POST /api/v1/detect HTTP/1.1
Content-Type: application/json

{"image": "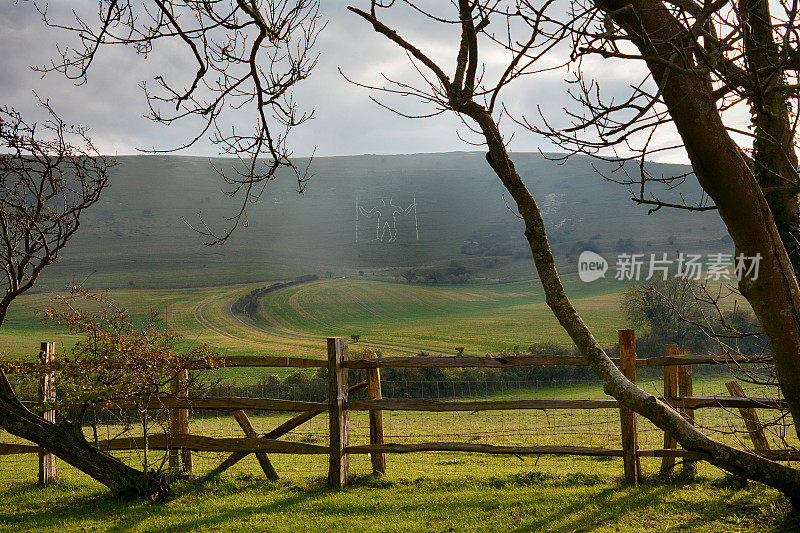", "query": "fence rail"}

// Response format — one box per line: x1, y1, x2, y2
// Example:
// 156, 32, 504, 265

343, 353, 771, 369
0, 334, 792, 489
345, 397, 788, 412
